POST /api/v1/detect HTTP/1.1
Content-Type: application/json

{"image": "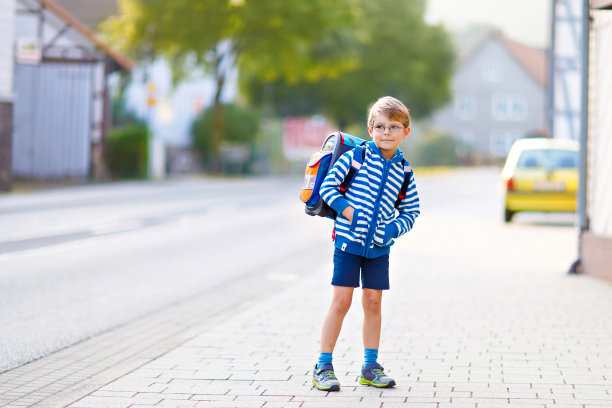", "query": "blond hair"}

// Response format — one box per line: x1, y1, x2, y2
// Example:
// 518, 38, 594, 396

367, 96, 411, 129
